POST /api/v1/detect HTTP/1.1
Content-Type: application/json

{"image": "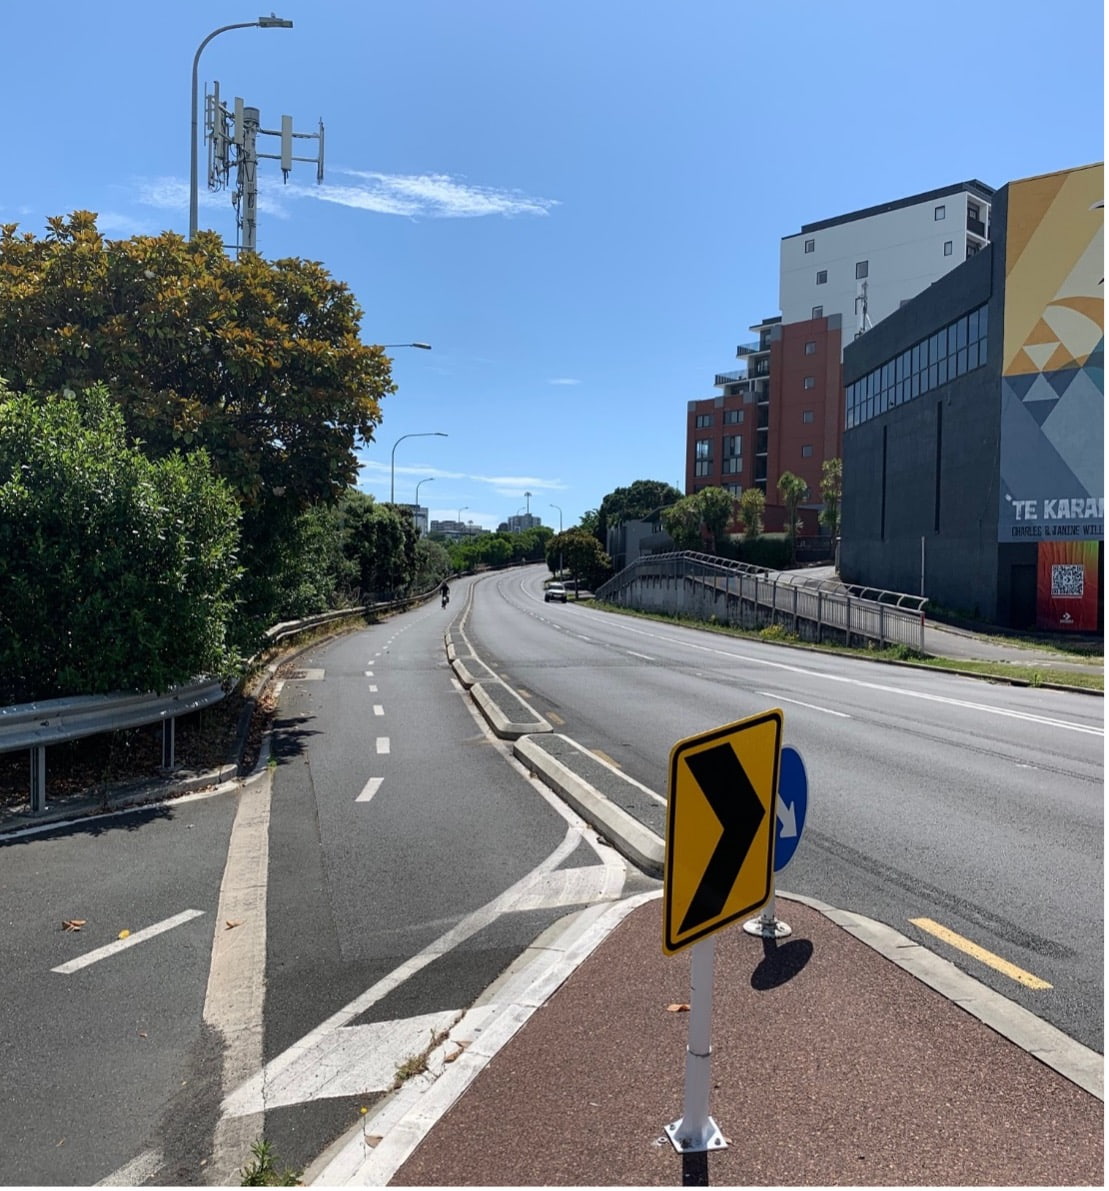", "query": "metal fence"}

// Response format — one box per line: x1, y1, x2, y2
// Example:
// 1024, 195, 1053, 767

595, 552, 926, 653
0, 586, 445, 815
